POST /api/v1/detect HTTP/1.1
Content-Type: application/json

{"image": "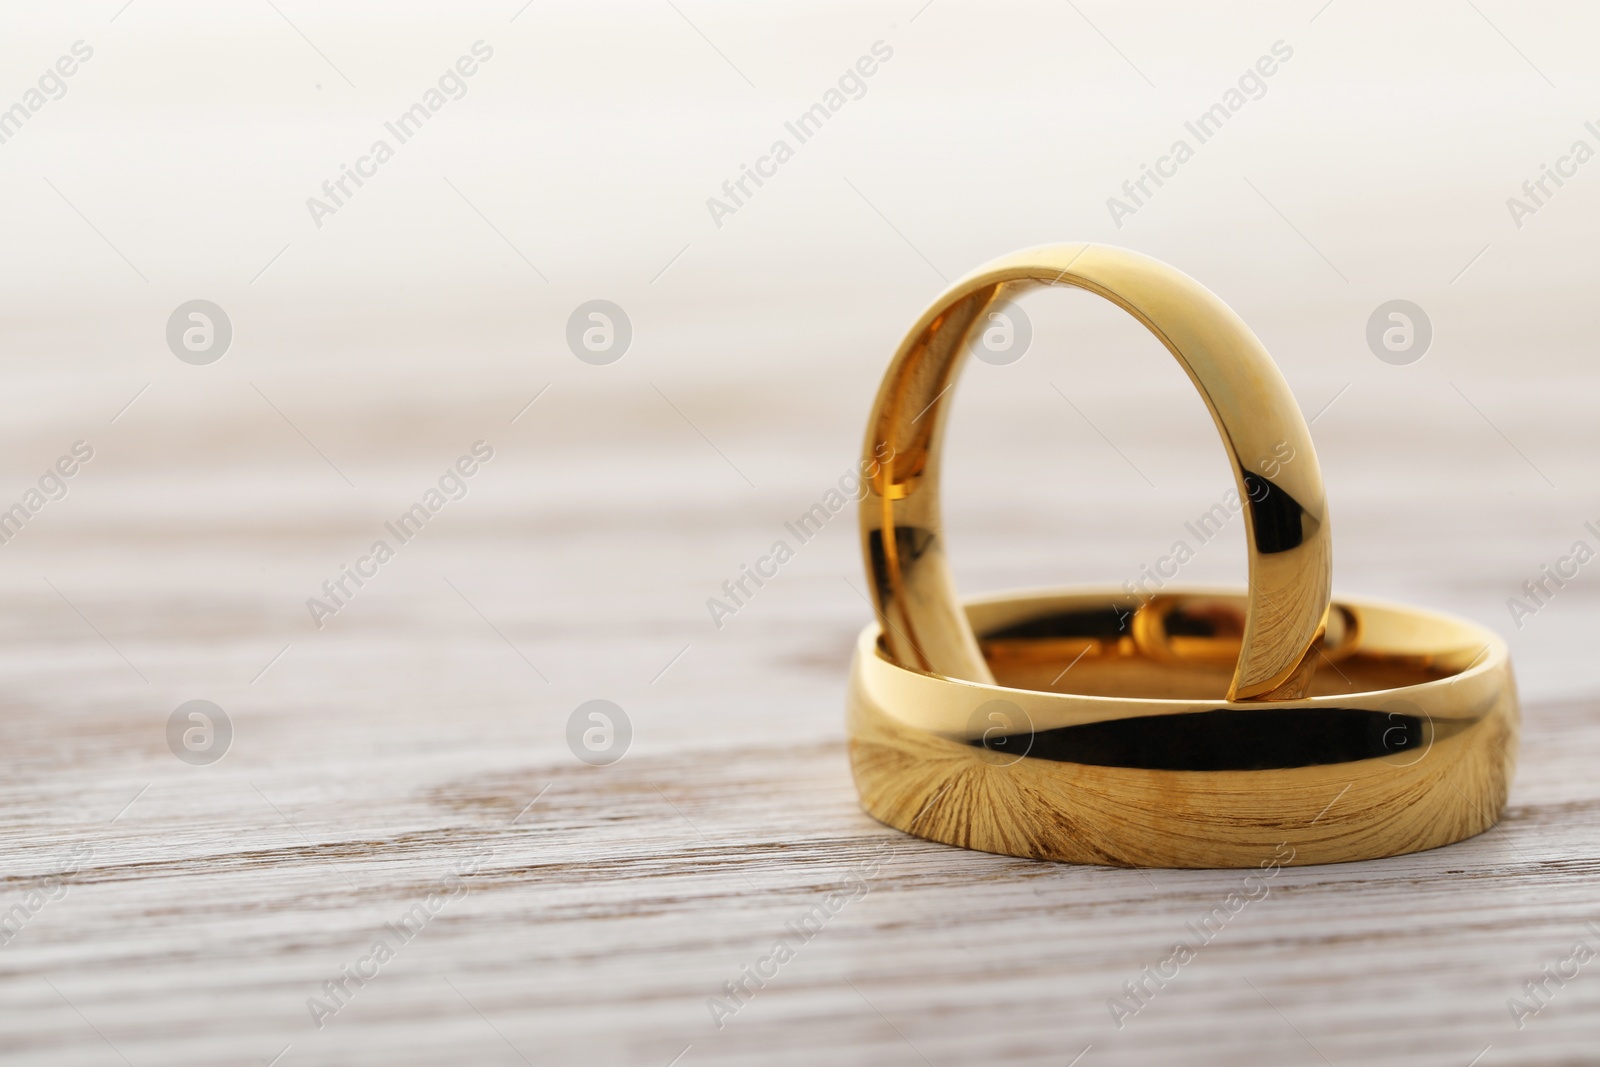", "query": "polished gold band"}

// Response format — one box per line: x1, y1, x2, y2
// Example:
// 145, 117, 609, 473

847, 587, 1517, 868
860, 243, 1331, 702
848, 244, 1519, 867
